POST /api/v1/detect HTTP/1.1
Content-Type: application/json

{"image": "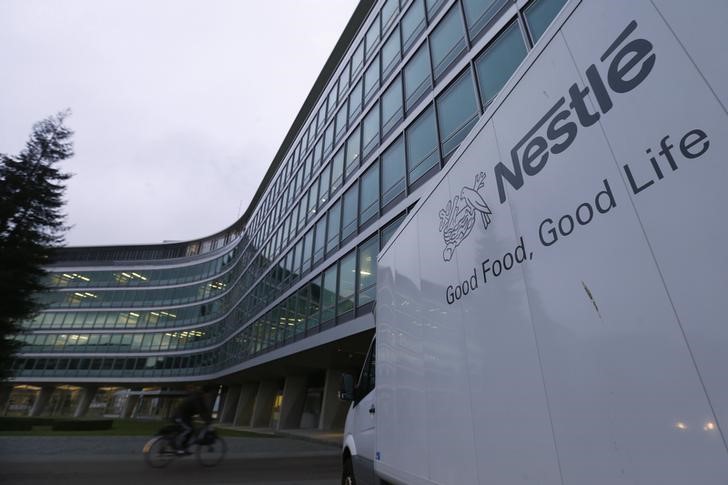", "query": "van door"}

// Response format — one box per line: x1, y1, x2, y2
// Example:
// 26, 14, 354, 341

352, 338, 376, 485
